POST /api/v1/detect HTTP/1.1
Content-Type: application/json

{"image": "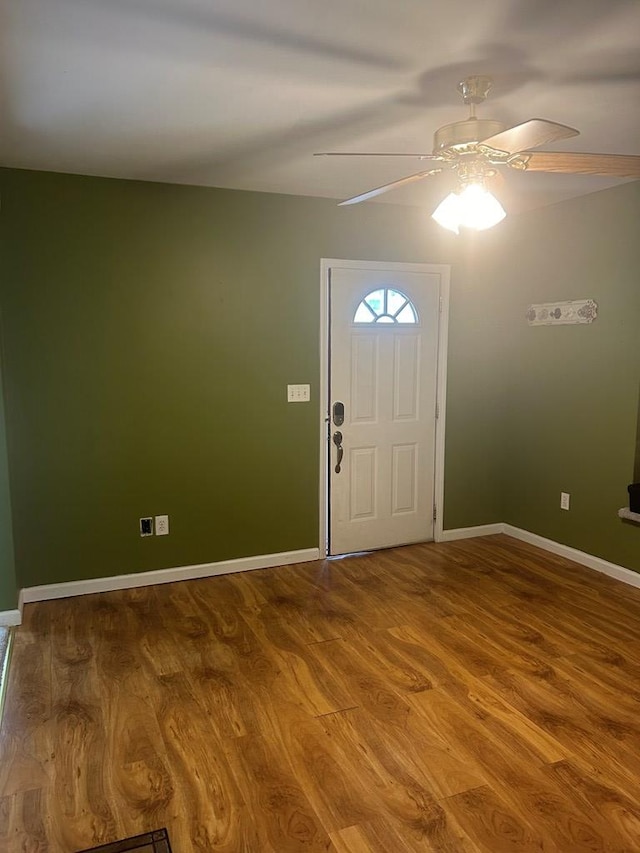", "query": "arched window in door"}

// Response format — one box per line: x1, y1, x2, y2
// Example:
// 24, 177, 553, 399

353, 288, 418, 324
